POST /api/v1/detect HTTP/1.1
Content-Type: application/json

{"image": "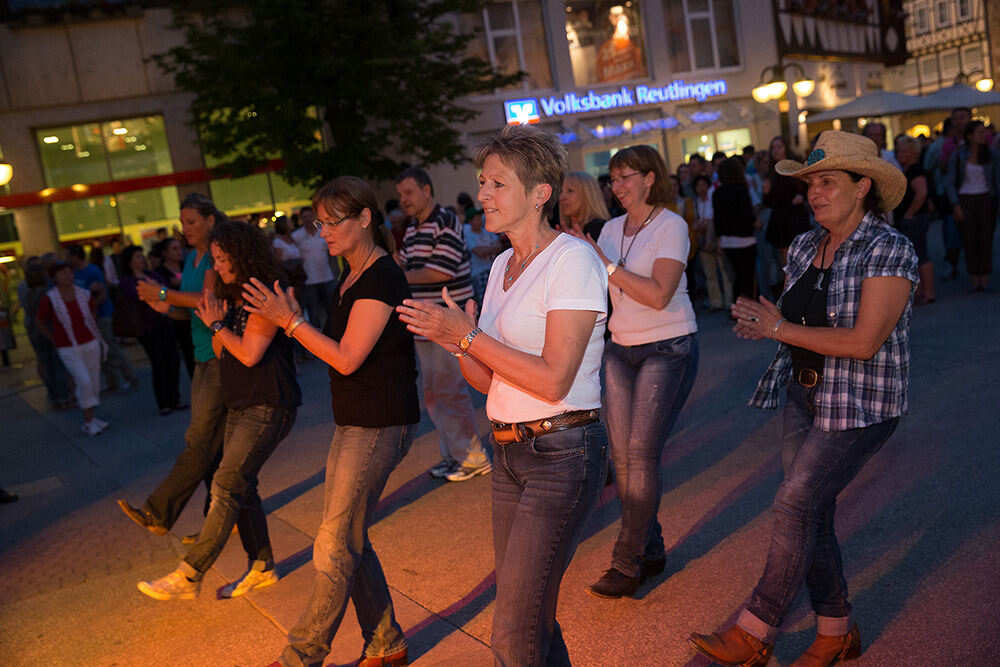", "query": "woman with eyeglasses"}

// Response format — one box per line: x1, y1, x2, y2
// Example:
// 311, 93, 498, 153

570, 145, 699, 599
244, 177, 418, 667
